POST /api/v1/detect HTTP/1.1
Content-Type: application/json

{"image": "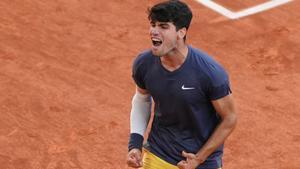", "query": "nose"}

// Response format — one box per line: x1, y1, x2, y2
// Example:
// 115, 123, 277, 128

149, 26, 159, 36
